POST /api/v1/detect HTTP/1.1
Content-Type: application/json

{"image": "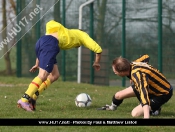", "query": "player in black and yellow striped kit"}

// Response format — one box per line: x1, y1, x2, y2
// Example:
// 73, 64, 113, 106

99, 55, 173, 119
